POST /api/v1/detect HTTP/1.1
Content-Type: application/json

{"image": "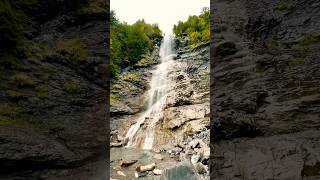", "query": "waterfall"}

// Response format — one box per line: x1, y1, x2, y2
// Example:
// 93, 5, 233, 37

125, 35, 175, 150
